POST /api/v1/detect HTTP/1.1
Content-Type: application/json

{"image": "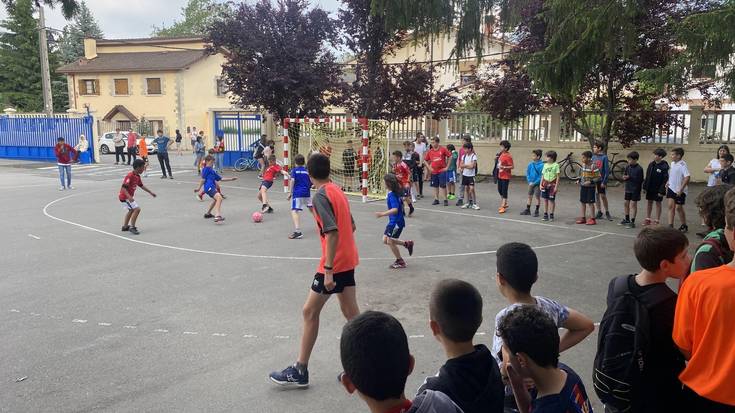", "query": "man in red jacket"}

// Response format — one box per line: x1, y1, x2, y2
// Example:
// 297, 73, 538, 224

54, 137, 77, 190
